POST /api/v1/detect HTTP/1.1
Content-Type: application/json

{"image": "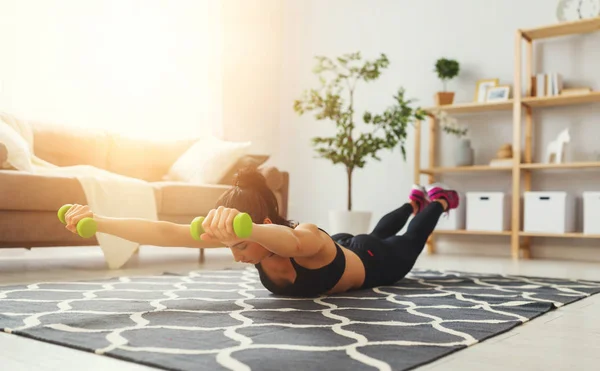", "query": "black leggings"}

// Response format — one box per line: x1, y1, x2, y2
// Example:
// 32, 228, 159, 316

331, 201, 444, 289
